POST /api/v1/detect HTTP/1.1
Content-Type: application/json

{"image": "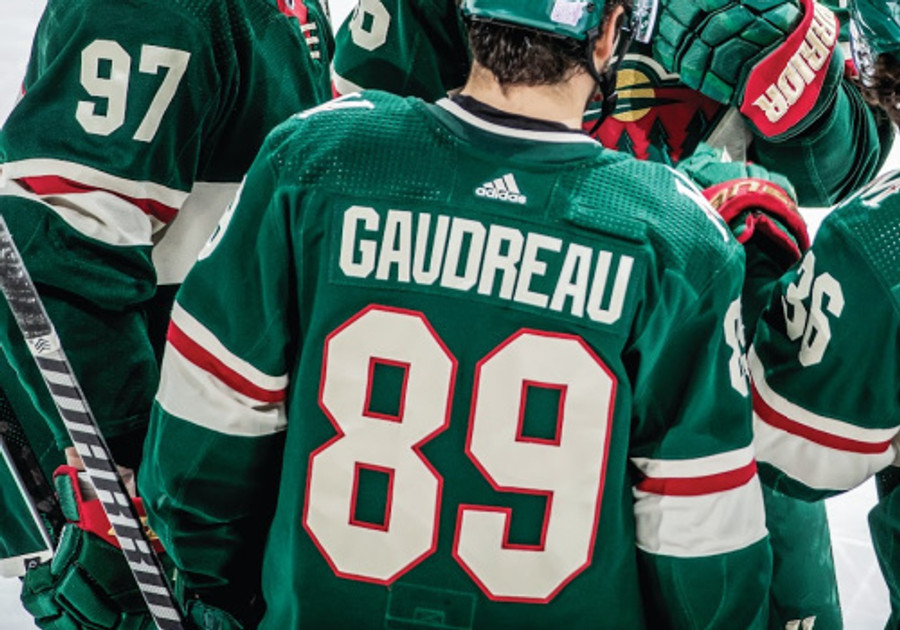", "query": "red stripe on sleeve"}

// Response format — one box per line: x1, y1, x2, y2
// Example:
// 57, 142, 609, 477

753, 385, 892, 455
20, 175, 178, 223
635, 460, 758, 497
167, 320, 286, 404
